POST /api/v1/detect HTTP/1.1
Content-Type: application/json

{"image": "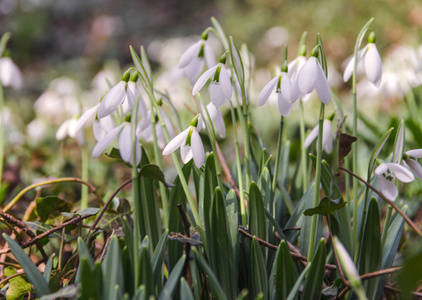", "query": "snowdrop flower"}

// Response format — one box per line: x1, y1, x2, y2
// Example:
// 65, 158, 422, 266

179, 32, 216, 84
304, 118, 333, 154
137, 105, 175, 149
162, 115, 205, 168
290, 48, 330, 104
287, 46, 306, 81
122, 73, 147, 117
74, 103, 115, 141
375, 162, 414, 201
0, 57, 22, 90
402, 149, 422, 180
56, 116, 84, 145
92, 118, 142, 166
97, 70, 130, 119
343, 32, 382, 87
258, 64, 292, 117
192, 55, 232, 107
200, 102, 226, 138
